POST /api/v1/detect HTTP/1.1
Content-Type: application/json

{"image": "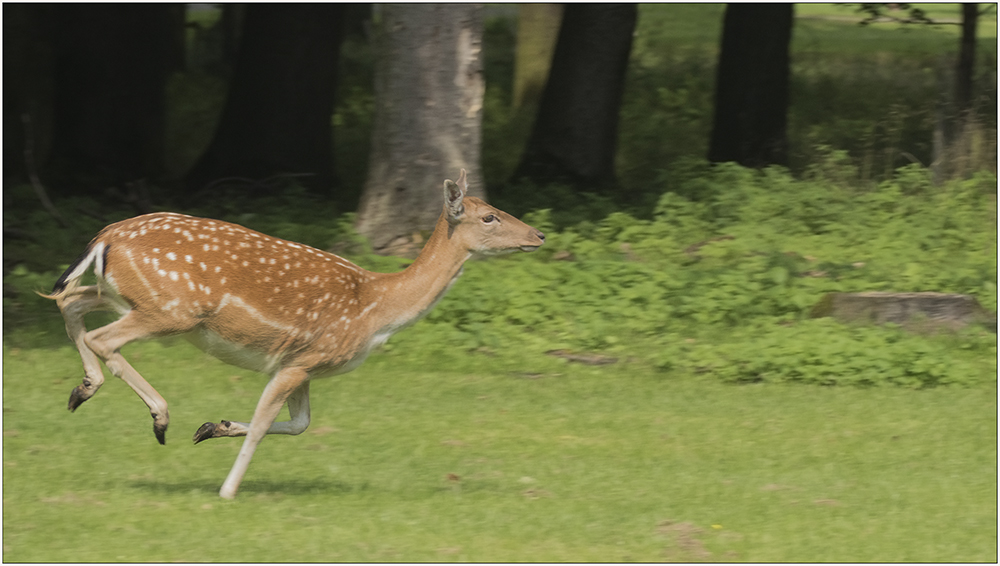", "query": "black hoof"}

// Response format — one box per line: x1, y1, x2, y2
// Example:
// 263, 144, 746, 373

154, 422, 167, 445
192, 422, 216, 444
67, 386, 89, 412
